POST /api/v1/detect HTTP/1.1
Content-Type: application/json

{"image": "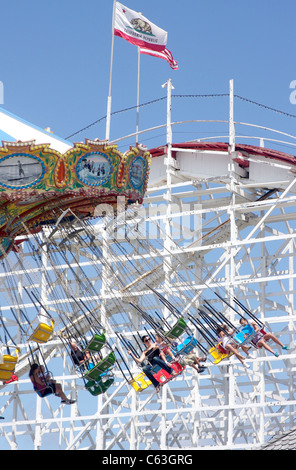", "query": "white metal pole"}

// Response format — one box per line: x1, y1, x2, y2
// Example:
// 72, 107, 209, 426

136, 47, 141, 145
228, 79, 237, 318
229, 79, 235, 154
164, 78, 173, 148
105, 0, 116, 141
162, 78, 174, 321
